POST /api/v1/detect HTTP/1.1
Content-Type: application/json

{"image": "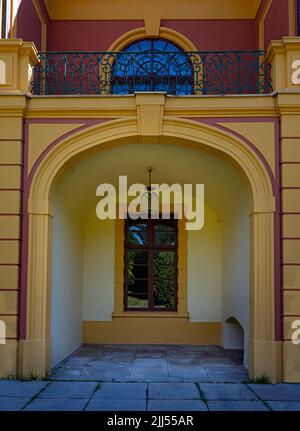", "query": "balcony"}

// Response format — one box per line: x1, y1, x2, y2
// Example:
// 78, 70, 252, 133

31, 50, 272, 96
